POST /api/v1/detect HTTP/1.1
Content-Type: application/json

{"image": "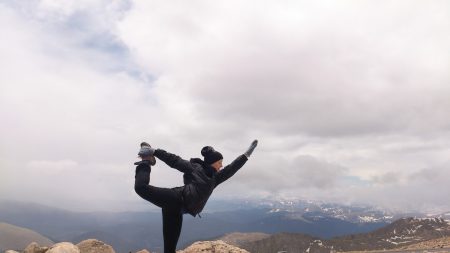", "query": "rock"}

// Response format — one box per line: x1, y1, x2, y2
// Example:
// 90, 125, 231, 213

46, 242, 80, 253
135, 250, 151, 253
177, 240, 250, 253
24, 242, 40, 253
76, 239, 115, 253
5, 250, 20, 253
23, 242, 48, 253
